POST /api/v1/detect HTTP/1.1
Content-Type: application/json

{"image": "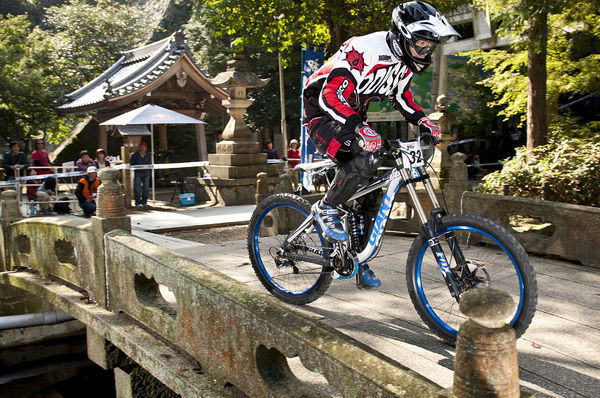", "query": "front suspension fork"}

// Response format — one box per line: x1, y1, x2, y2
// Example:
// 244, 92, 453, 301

400, 167, 463, 299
